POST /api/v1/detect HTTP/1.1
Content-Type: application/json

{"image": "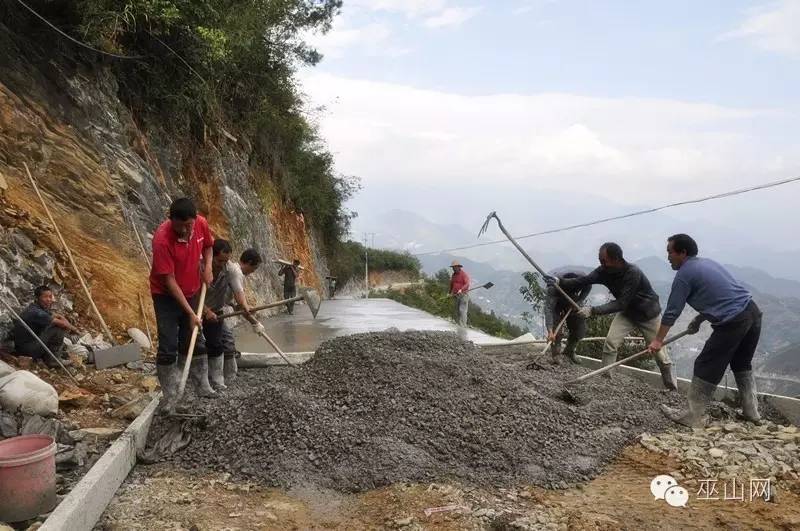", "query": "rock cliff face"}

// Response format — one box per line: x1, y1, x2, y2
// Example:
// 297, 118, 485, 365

0, 24, 328, 342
